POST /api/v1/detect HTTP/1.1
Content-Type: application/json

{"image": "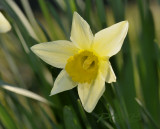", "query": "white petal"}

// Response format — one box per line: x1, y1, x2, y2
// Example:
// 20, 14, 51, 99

93, 21, 129, 57
99, 60, 116, 83
50, 70, 77, 95
0, 12, 11, 33
78, 73, 105, 113
31, 40, 79, 68
70, 12, 93, 49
